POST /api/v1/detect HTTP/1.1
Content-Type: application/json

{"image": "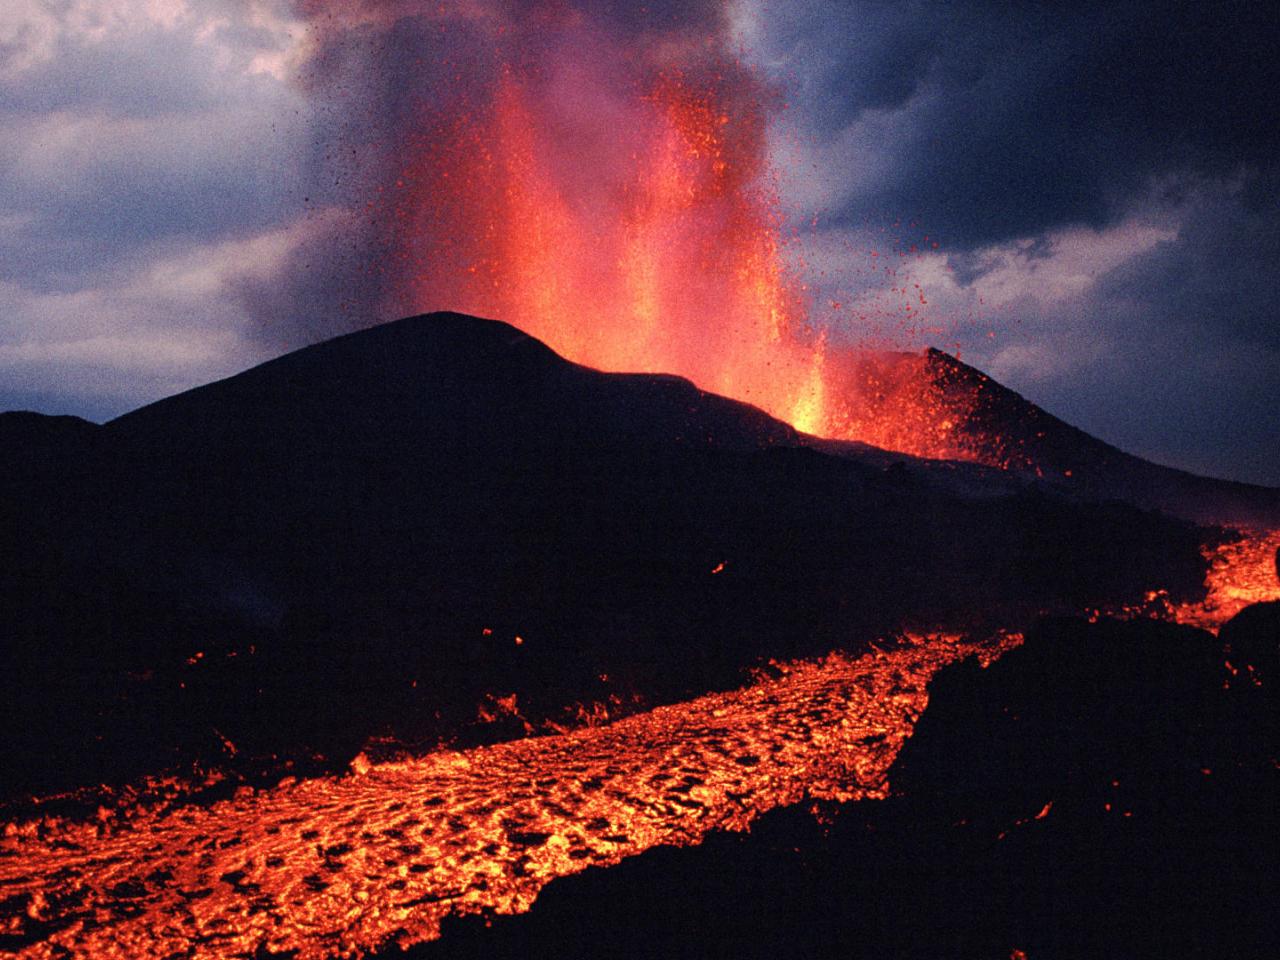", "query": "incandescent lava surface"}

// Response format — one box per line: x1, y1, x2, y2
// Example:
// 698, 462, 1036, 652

0, 633, 1015, 959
